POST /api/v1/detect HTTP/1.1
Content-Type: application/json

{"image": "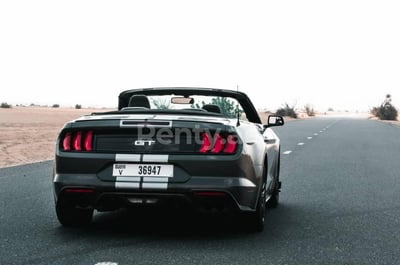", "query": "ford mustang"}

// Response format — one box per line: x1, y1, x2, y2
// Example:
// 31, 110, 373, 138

52, 87, 284, 231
